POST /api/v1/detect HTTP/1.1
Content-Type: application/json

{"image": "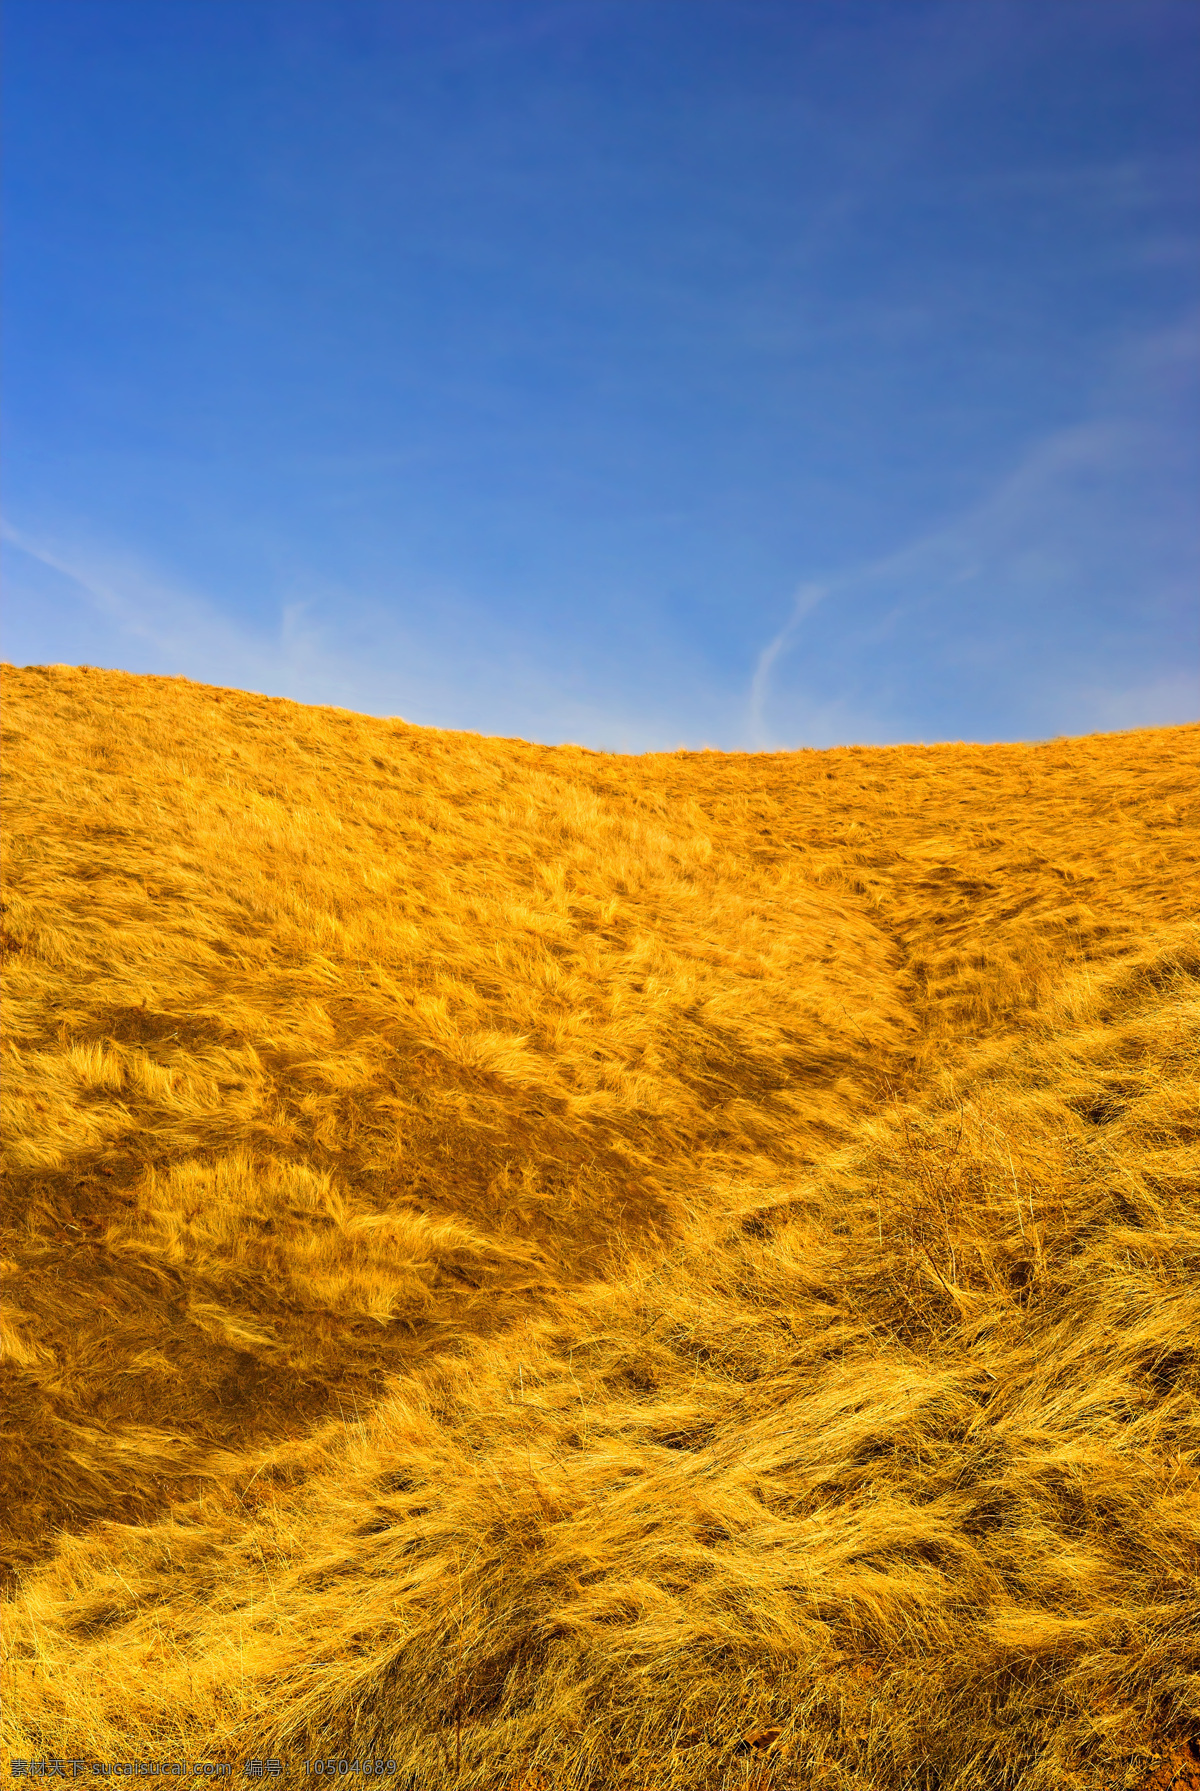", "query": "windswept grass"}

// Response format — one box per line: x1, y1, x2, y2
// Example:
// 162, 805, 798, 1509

2, 661, 1197, 1790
